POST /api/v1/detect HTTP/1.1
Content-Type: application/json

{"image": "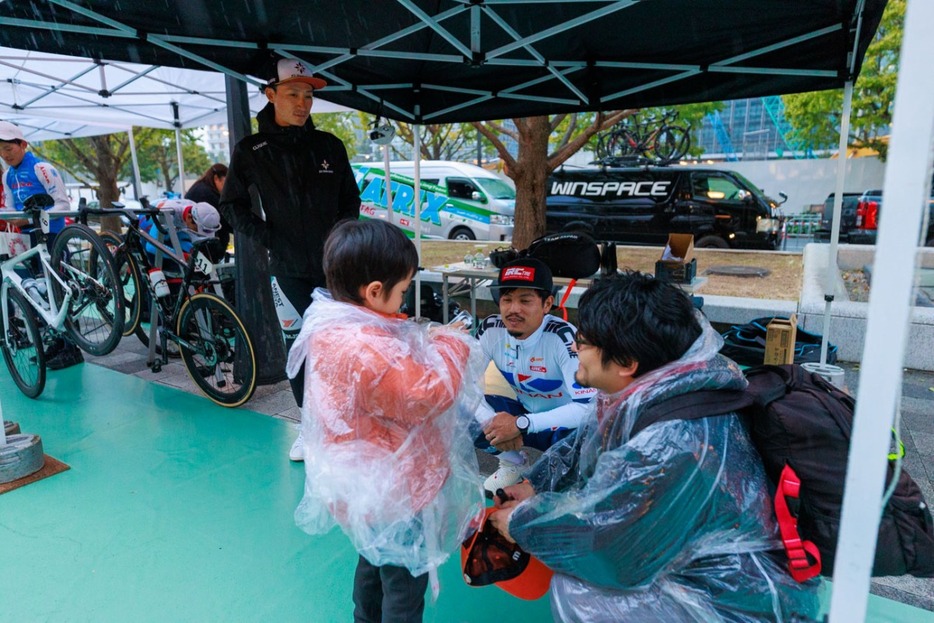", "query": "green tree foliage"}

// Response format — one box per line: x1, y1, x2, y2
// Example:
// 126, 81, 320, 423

126, 128, 211, 192
312, 112, 360, 159
783, 0, 903, 160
